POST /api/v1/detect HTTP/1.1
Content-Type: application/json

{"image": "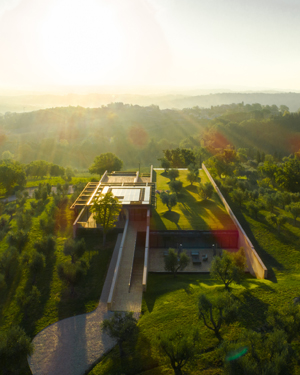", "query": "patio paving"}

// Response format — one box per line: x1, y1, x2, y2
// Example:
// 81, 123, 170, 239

148, 248, 224, 273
